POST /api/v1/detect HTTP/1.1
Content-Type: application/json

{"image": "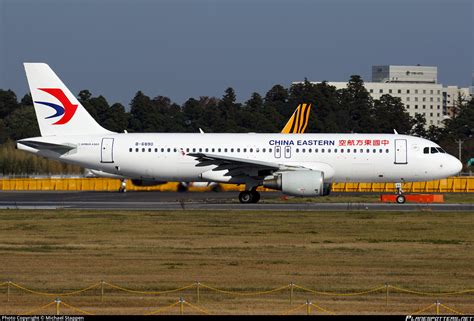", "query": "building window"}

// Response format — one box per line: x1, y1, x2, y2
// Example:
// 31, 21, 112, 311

407, 89, 410, 94
397, 89, 401, 94
369, 89, 373, 93
415, 89, 418, 94
406, 97, 410, 101
389, 89, 393, 94
379, 89, 383, 93
423, 105, 426, 109
414, 105, 418, 109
